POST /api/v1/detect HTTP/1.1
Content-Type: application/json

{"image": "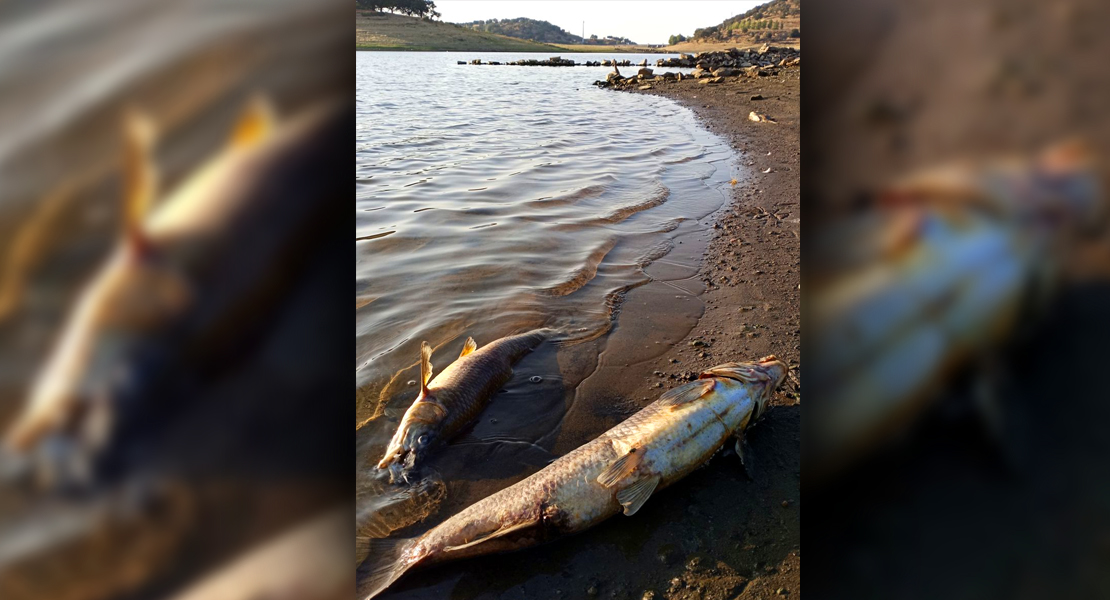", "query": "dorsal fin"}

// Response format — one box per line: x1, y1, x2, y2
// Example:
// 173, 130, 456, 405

419, 341, 433, 395
658, 379, 715, 409
459, 337, 477, 358
229, 95, 276, 148
122, 109, 158, 254
616, 475, 659, 516
597, 447, 643, 488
